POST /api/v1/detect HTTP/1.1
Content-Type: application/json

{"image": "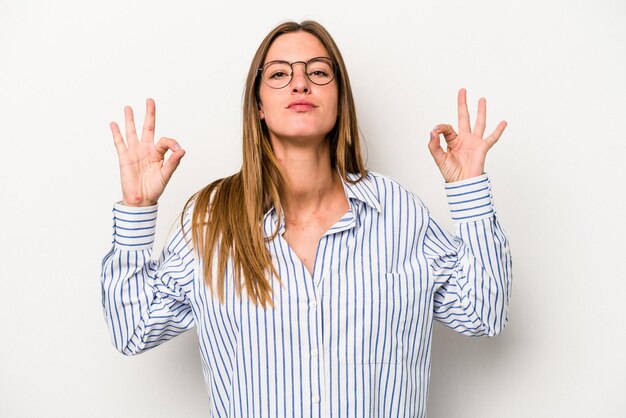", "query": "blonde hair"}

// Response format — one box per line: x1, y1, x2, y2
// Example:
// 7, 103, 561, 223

183, 20, 366, 308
